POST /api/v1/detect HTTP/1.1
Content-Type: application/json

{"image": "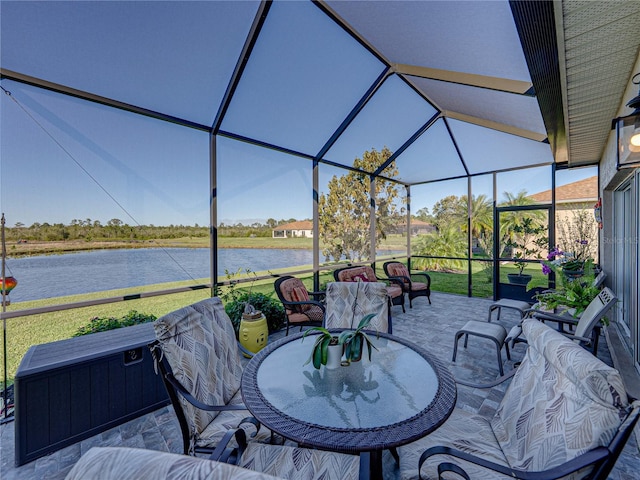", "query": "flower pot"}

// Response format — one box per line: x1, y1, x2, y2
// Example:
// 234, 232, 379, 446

507, 273, 532, 286
325, 342, 343, 369
562, 266, 584, 279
